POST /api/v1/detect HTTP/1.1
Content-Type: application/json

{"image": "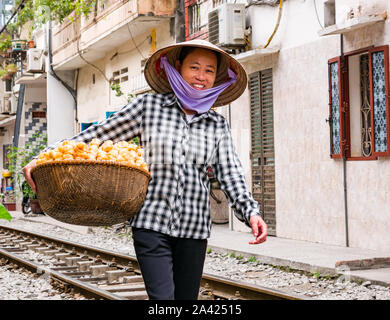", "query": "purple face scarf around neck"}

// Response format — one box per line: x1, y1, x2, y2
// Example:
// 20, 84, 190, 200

160, 55, 237, 114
